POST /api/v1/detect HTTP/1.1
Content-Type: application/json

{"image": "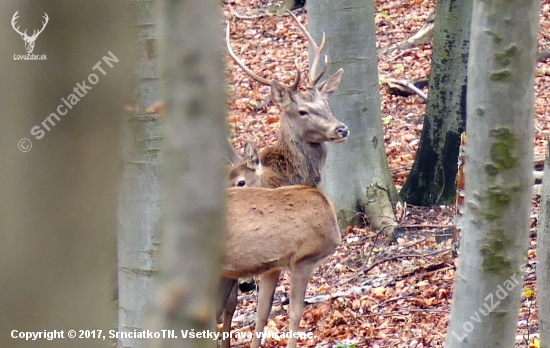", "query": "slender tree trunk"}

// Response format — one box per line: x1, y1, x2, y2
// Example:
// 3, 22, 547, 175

538, 135, 550, 348
143, 1, 227, 348
307, 0, 400, 238
117, 1, 162, 347
0, 2, 128, 348
445, 0, 539, 346
400, 0, 472, 206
